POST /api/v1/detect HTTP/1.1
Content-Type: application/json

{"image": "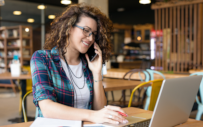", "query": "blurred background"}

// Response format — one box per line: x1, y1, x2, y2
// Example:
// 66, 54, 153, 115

1, 0, 203, 126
